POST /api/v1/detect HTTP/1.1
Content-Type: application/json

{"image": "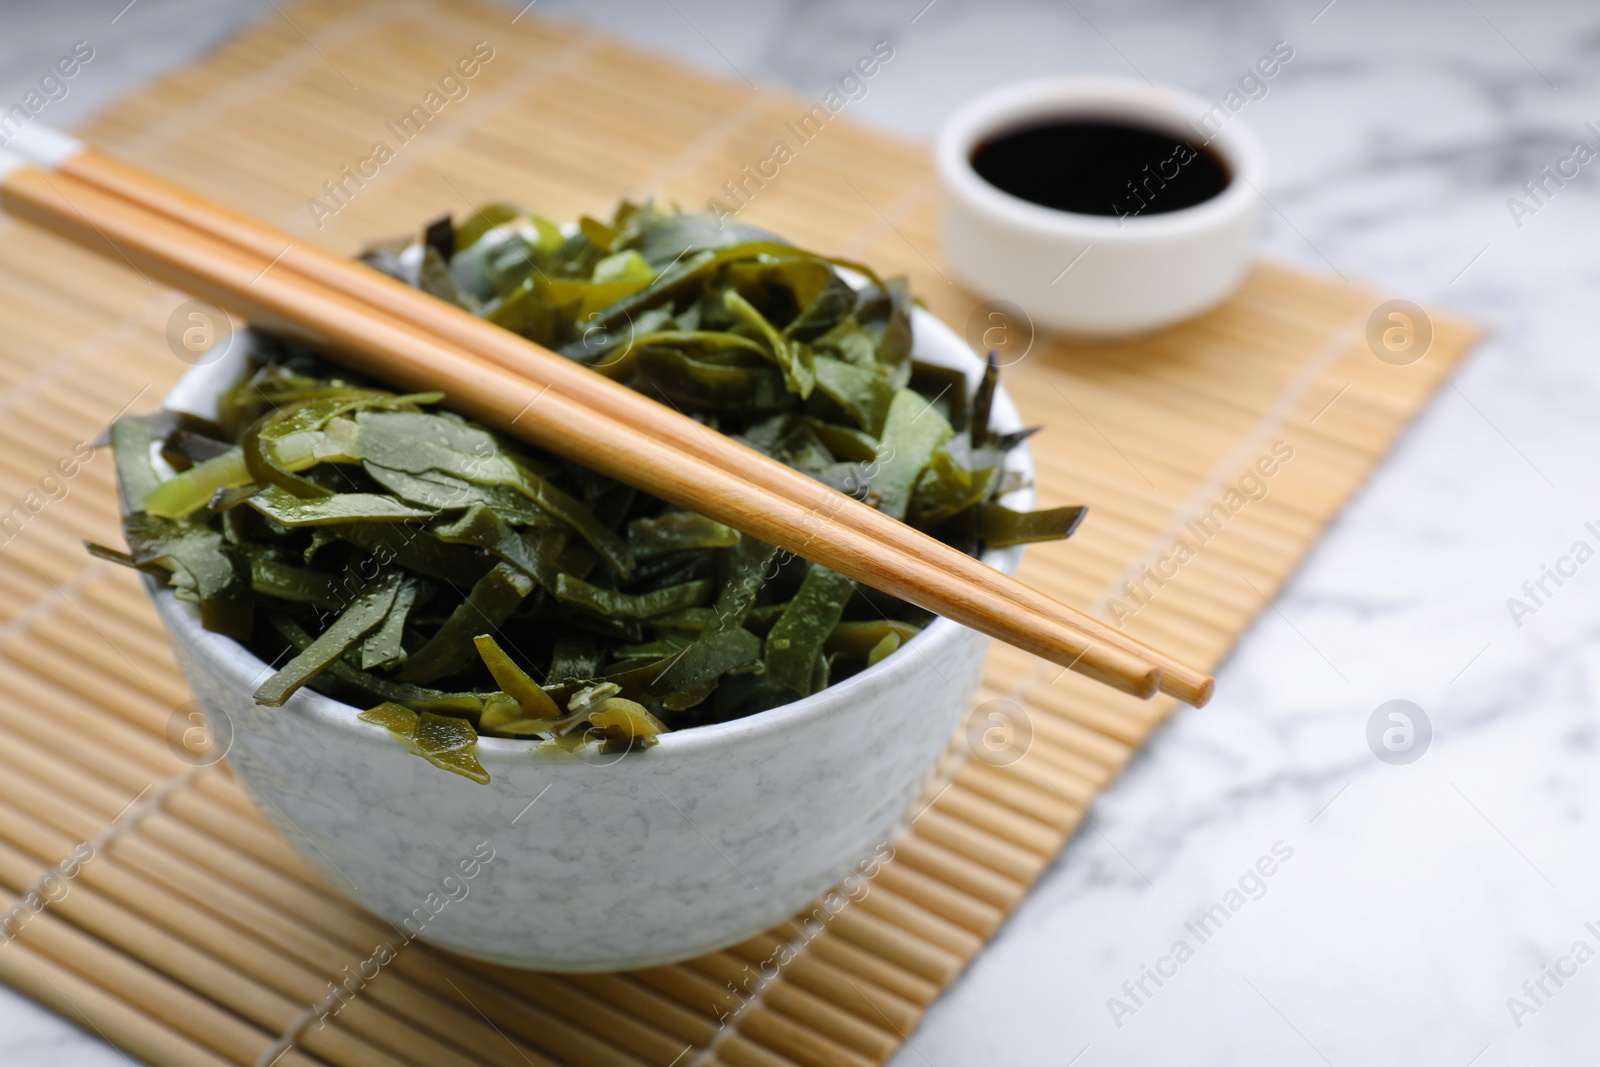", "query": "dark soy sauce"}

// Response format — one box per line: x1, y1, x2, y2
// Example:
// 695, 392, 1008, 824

970, 119, 1230, 218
